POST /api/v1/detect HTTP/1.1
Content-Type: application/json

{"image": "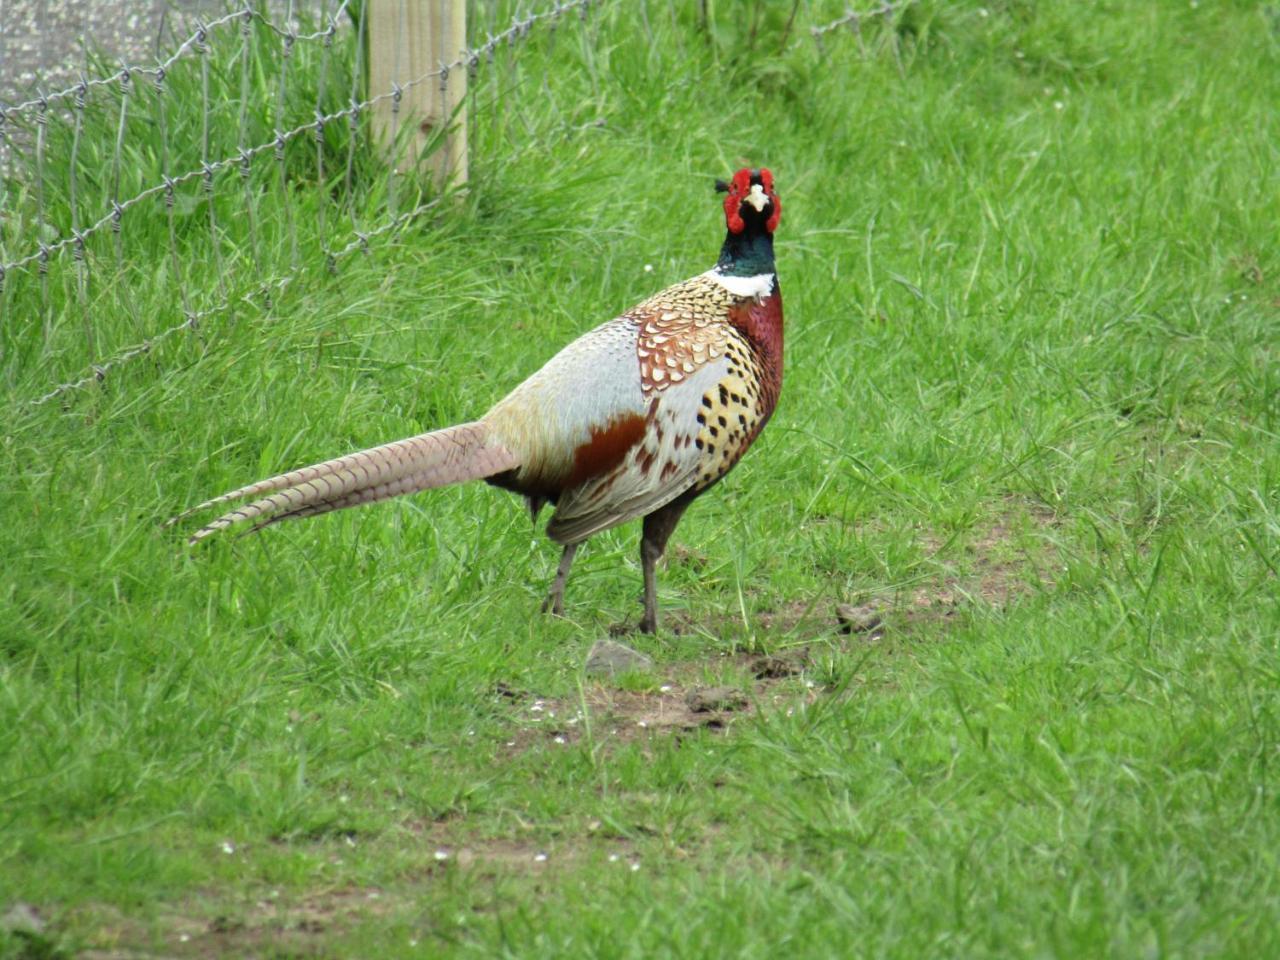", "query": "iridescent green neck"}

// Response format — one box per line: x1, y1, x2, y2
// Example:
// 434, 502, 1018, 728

716, 228, 775, 278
